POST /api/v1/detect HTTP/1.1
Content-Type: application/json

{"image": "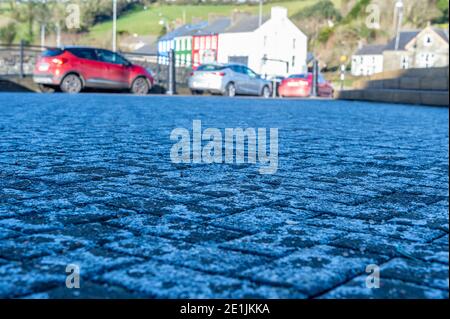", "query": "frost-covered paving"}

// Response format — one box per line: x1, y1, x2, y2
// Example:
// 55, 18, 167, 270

0, 93, 448, 299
